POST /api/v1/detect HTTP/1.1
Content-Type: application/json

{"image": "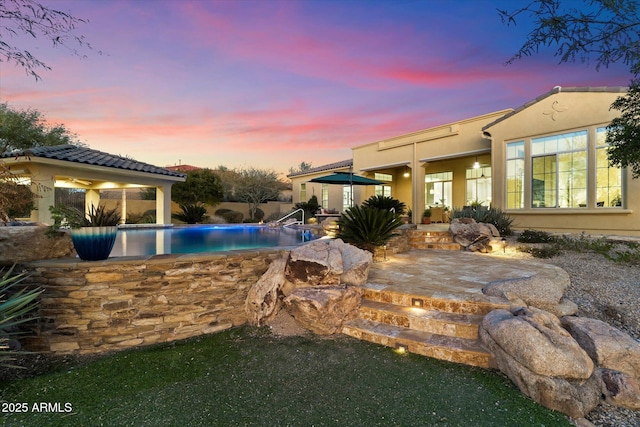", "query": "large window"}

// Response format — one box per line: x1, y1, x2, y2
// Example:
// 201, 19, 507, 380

321, 184, 329, 208
300, 183, 307, 203
374, 173, 392, 197
531, 131, 587, 208
425, 171, 452, 207
506, 141, 525, 209
466, 167, 491, 207
342, 185, 352, 208
596, 127, 623, 207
